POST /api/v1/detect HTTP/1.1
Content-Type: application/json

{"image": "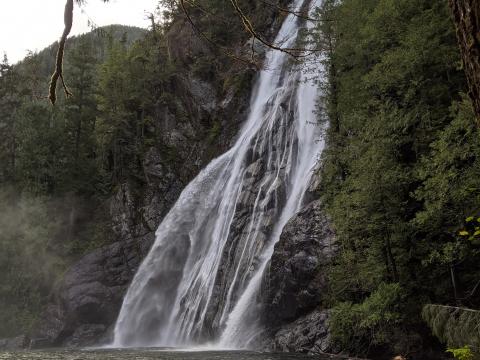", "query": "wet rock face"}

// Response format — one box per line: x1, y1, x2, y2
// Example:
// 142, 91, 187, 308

265, 199, 336, 326
64, 325, 107, 348
32, 234, 154, 347
270, 310, 331, 354
200, 121, 295, 339
260, 198, 336, 354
